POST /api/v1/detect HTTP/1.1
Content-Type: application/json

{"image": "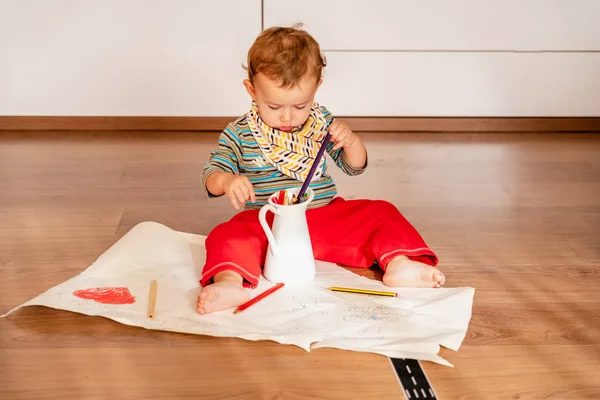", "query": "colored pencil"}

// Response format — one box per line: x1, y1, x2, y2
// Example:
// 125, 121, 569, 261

234, 282, 285, 314
147, 279, 158, 318
277, 190, 285, 205
297, 132, 331, 202
328, 286, 398, 297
